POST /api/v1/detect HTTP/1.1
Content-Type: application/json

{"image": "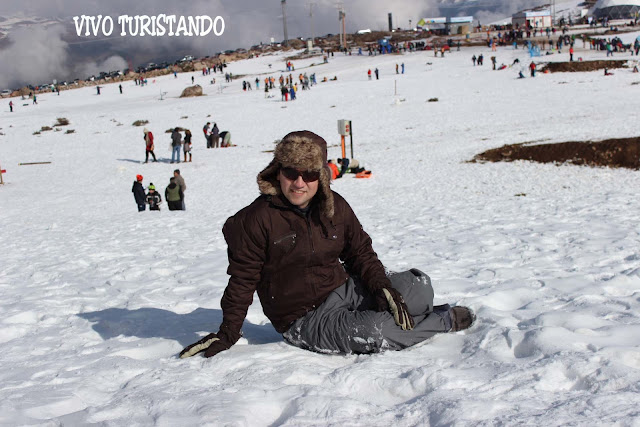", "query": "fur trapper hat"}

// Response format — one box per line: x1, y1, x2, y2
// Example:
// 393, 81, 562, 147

257, 130, 334, 218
